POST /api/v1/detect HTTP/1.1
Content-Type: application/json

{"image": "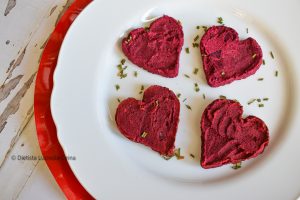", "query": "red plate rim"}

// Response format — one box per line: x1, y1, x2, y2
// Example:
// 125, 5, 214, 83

33, 0, 94, 199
